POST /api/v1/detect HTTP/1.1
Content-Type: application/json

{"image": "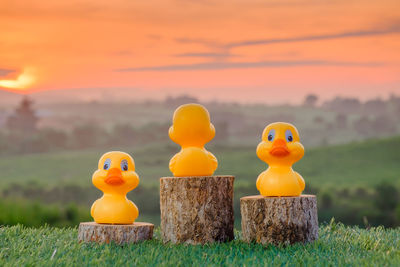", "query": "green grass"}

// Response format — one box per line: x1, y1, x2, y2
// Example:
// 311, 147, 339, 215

0, 198, 91, 228
0, 142, 174, 188
0, 222, 399, 266
1, 136, 400, 189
